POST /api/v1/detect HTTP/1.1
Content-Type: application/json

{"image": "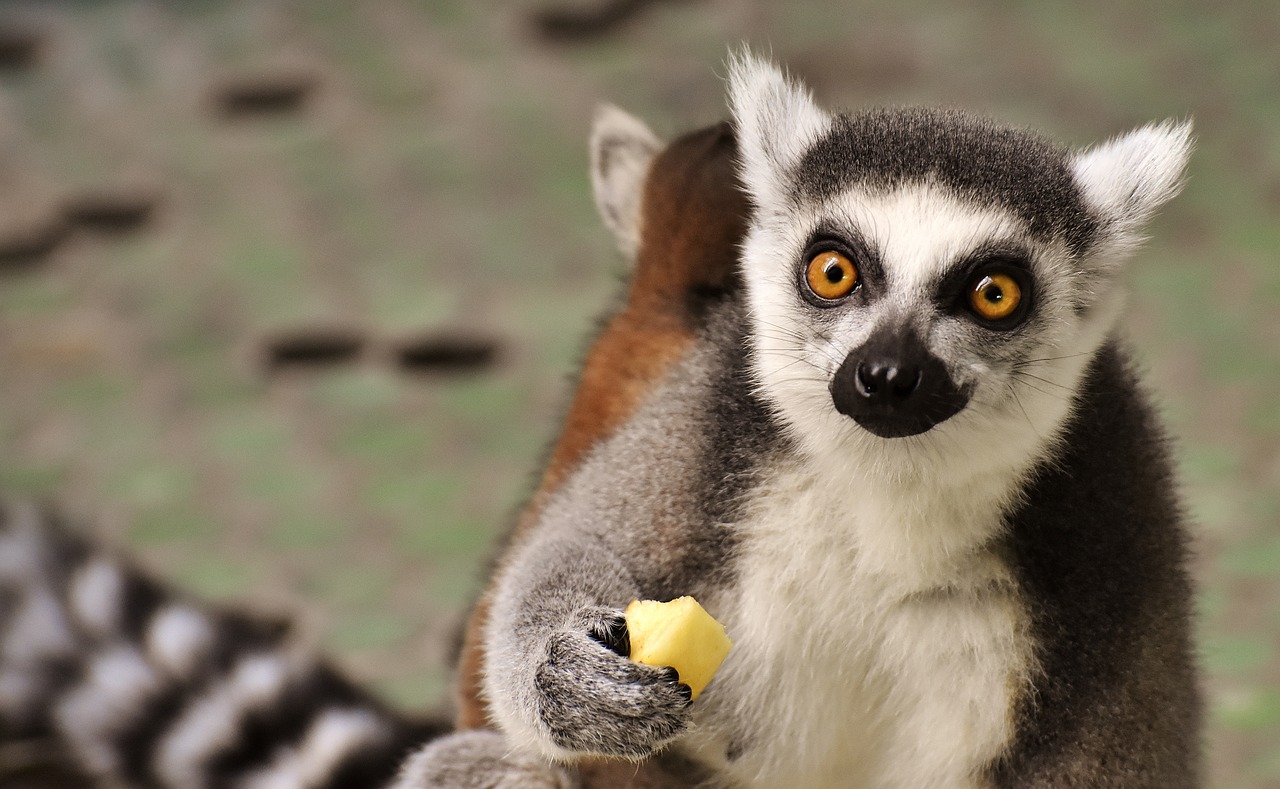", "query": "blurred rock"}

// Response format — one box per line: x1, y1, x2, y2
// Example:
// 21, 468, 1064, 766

63, 183, 161, 235
393, 332, 500, 374
531, 0, 673, 42
265, 327, 366, 372
0, 23, 42, 70
212, 69, 317, 118
0, 215, 67, 271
